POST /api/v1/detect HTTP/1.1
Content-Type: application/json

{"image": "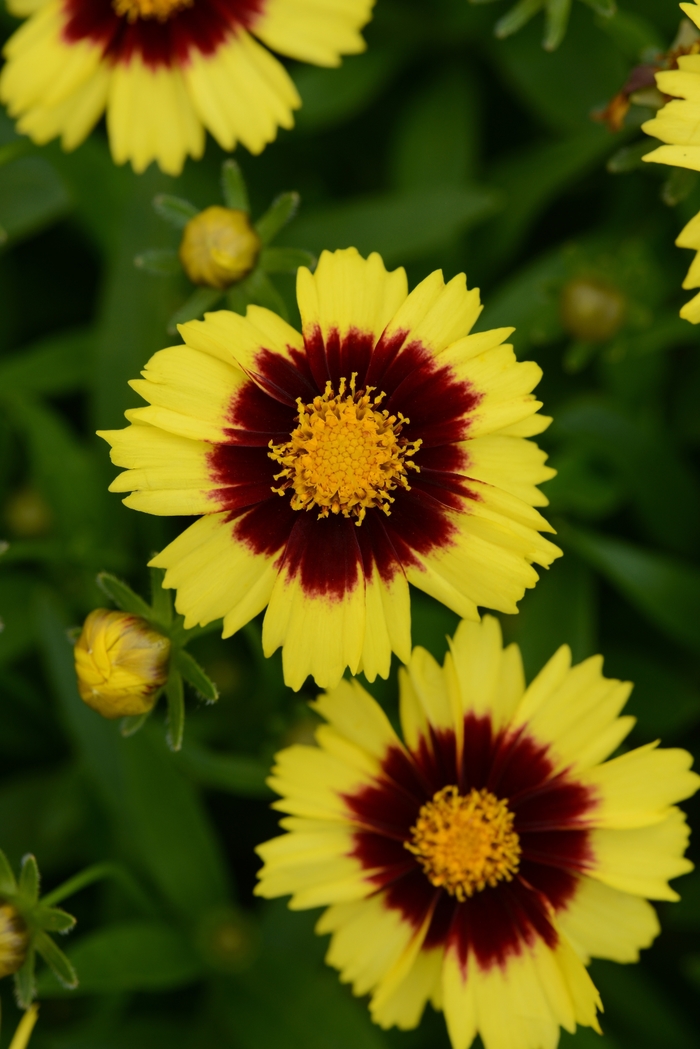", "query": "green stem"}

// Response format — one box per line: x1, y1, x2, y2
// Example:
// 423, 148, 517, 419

41, 862, 154, 914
